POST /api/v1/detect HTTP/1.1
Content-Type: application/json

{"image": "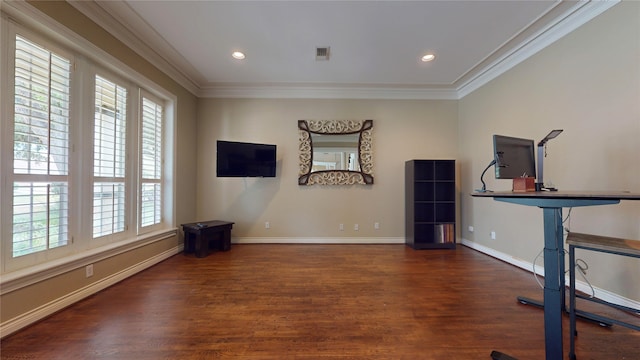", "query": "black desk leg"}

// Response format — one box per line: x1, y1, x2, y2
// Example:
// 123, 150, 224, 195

542, 207, 564, 359
489, 208, 564, 360
517, 295, 612, 327
569, 245, 578, 360
516, 214, 613, 328
490, 351, 518, 360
